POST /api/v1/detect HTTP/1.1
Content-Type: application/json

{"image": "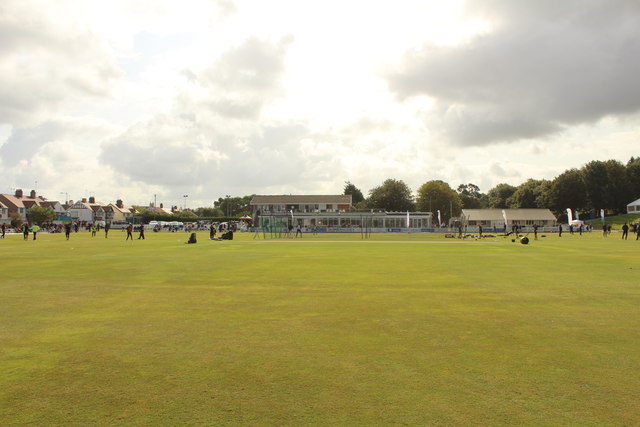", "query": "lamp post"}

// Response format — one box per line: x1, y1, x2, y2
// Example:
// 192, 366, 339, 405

183, 195, 188, 210
226, 195, 230, 217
